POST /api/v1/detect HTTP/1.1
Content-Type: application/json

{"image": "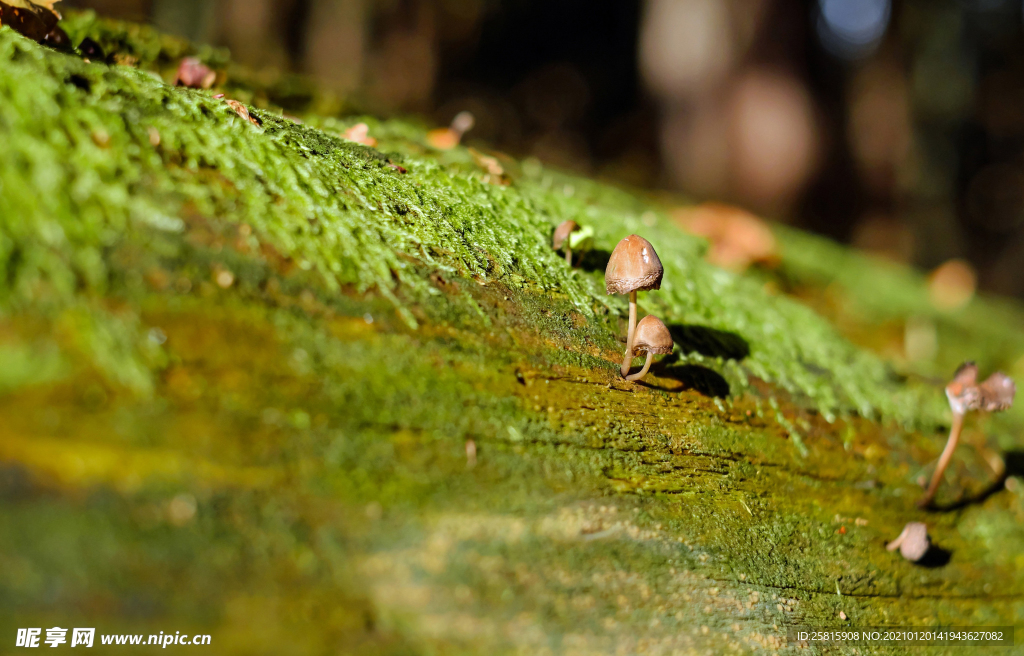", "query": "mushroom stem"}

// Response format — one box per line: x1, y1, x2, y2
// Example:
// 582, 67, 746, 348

919, 411, 964, 507
625, 352, 654, 381
885, 525, 909, 552
620, 290, 637, 377
565, 247, 572, 266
